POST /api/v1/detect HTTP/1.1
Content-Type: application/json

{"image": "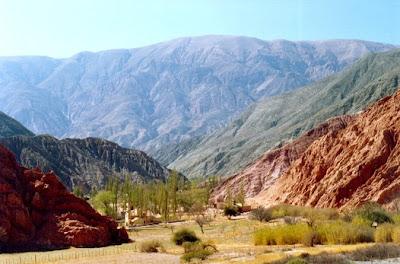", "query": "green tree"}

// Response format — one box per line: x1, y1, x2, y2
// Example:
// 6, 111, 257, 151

91, 190, 116, 217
